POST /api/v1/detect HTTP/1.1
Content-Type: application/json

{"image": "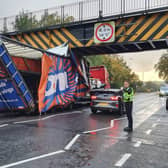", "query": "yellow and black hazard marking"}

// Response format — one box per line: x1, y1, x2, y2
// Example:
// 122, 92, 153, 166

9, 11, 168, 49
116, 12, 168, 42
